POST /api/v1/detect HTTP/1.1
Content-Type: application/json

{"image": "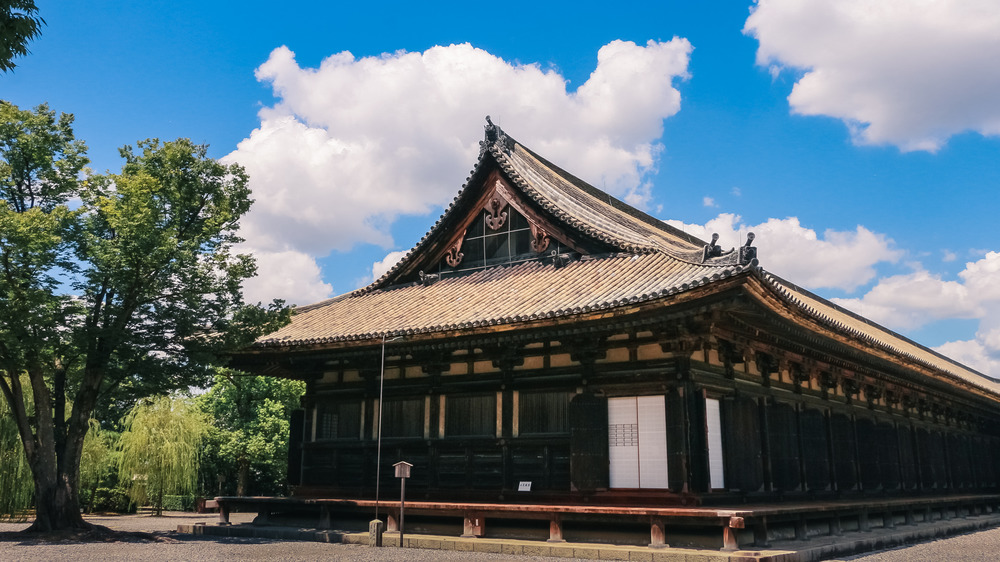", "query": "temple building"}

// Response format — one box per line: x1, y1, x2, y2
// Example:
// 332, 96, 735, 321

229, 119, 1000, 549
